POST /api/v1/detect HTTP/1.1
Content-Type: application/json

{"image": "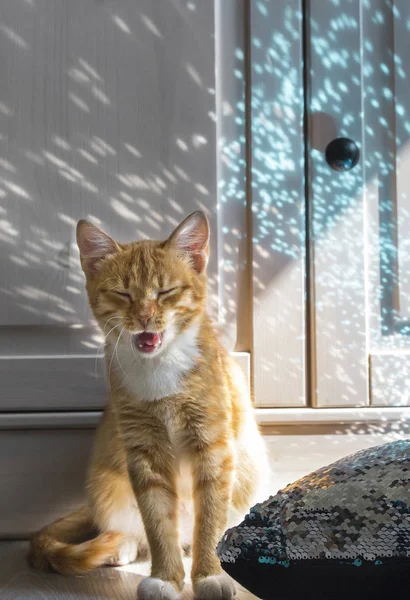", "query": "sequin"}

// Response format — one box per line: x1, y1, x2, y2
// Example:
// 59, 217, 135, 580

217, 440, 410, 566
